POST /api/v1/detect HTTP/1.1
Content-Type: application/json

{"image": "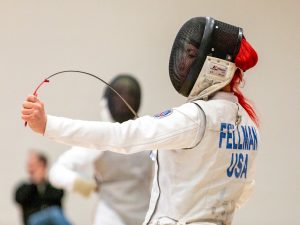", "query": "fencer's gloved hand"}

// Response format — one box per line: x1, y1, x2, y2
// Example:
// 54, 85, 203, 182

73, 177, 97, 198
22, 95, 47, 135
